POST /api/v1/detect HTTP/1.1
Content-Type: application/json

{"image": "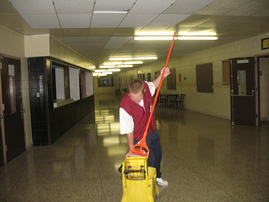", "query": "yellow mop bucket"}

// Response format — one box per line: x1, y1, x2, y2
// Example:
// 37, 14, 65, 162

121, 156, 159, 202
